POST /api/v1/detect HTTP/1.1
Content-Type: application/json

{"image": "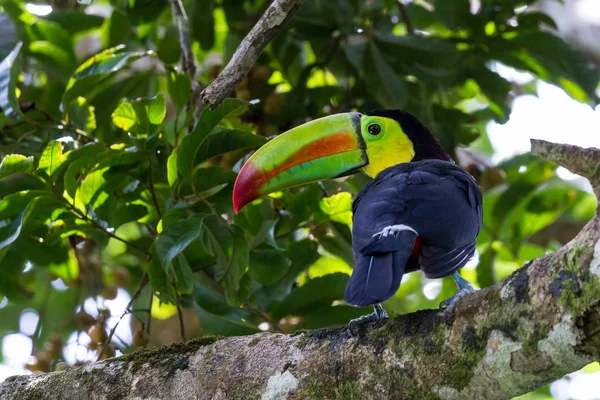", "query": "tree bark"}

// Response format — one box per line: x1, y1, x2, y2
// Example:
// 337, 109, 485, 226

1, 141, 599, 399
